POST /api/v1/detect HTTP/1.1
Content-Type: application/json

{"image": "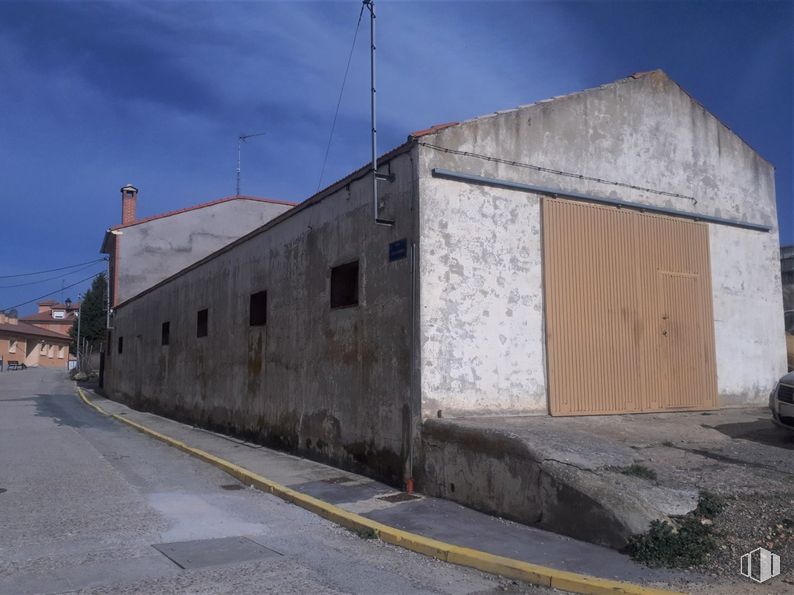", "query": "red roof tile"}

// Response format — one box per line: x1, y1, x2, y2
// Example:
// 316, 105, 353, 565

409, 122, 460, 139
0, 321, 72, 341
20, 312, 76, 323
